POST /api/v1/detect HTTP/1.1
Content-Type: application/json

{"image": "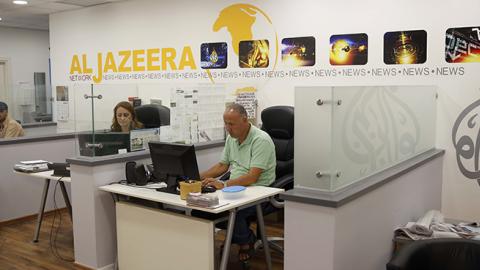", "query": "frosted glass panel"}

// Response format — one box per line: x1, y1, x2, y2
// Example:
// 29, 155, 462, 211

295, 85, 437, 192
294, 86, 334, 190
331, 86, 437, 190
